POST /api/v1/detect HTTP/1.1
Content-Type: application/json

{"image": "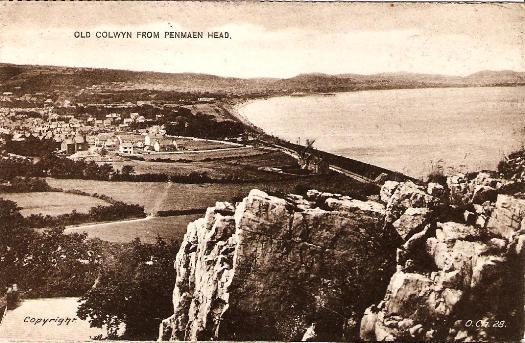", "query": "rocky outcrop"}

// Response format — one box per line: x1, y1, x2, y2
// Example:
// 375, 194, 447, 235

360, 177, 525, 342
160, 189, 397, 341
497, 149, 525, 181
160, 170, 524, 342
446, 171, 514, 207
